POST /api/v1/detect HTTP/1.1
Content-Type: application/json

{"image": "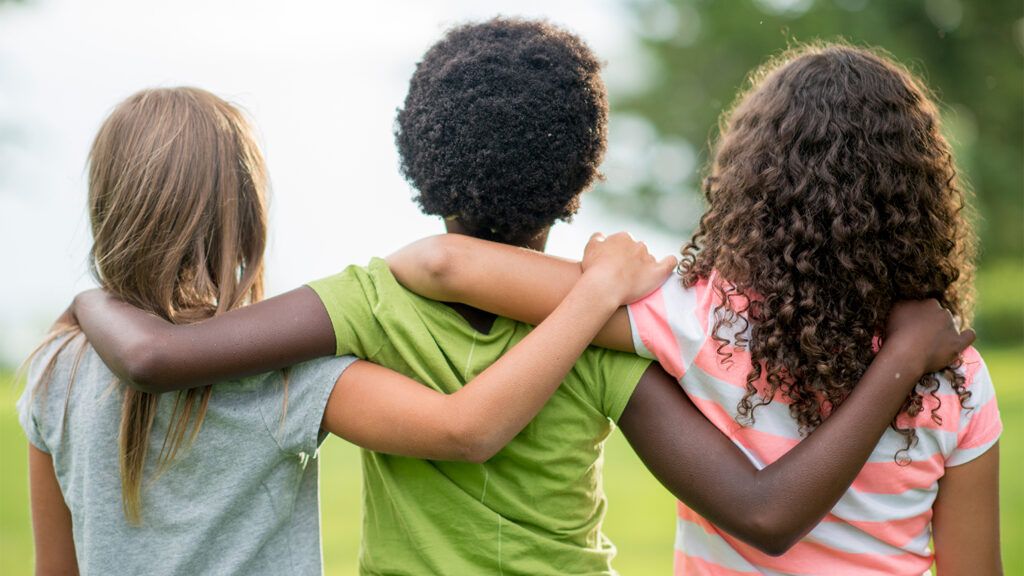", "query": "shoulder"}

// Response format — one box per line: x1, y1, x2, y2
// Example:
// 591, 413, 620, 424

626, 273, 711, 374
17, 330, 109, 450
307, 259, 414, 318
942, 346, 996, 404
286, 356, 359, 384
575, 345, 652, 387
23, 331, 103, 399
941, 346, 1002, 466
